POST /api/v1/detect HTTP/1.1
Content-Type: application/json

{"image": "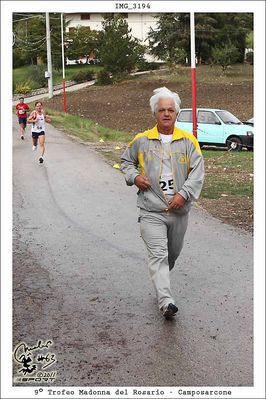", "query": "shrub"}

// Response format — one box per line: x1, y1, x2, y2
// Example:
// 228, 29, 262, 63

26, 65, 47, 88
212, 42, 240, 72
15, 82, 32, 94
112, 72, 129, 83
136, 60, 161, 72
96, 70, 113, 85
72, 70, 95, 83
13, 49, 29, 68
